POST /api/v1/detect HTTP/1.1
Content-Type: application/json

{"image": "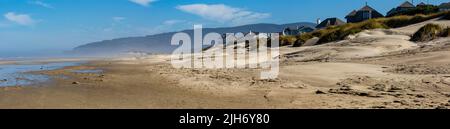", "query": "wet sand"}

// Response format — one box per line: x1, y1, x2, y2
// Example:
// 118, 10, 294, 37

0, 59, 275, 109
